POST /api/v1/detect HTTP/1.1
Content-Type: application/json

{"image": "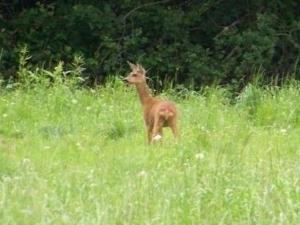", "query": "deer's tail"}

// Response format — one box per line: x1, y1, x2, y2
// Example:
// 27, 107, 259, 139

159, 109, 174, 120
